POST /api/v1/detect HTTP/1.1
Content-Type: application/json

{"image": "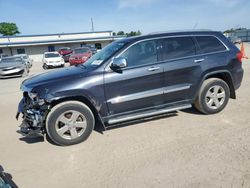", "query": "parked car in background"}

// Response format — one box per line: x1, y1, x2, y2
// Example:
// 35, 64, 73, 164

69, 47, 92, 65
0, 54, 8, 61
58, 47, 72, 62
0, 56, 29, 78
14, 54, 33, 68
42, 52, 65, 69
17, 31, 244, 146
82, 45, 97, 54
228, 36, 242, 44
